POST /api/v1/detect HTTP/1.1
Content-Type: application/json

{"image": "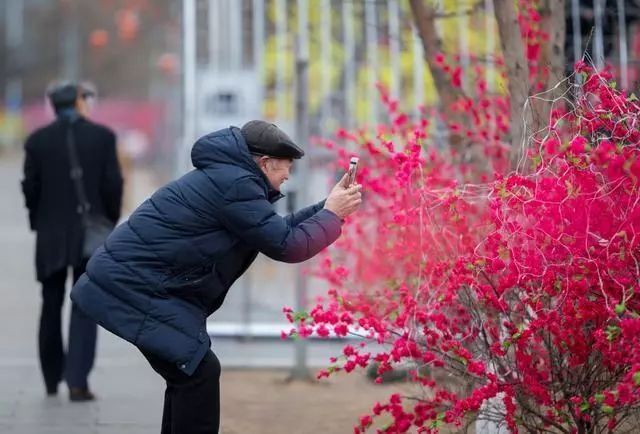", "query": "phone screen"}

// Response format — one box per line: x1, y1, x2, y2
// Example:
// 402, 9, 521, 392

347, 157, 359, 186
